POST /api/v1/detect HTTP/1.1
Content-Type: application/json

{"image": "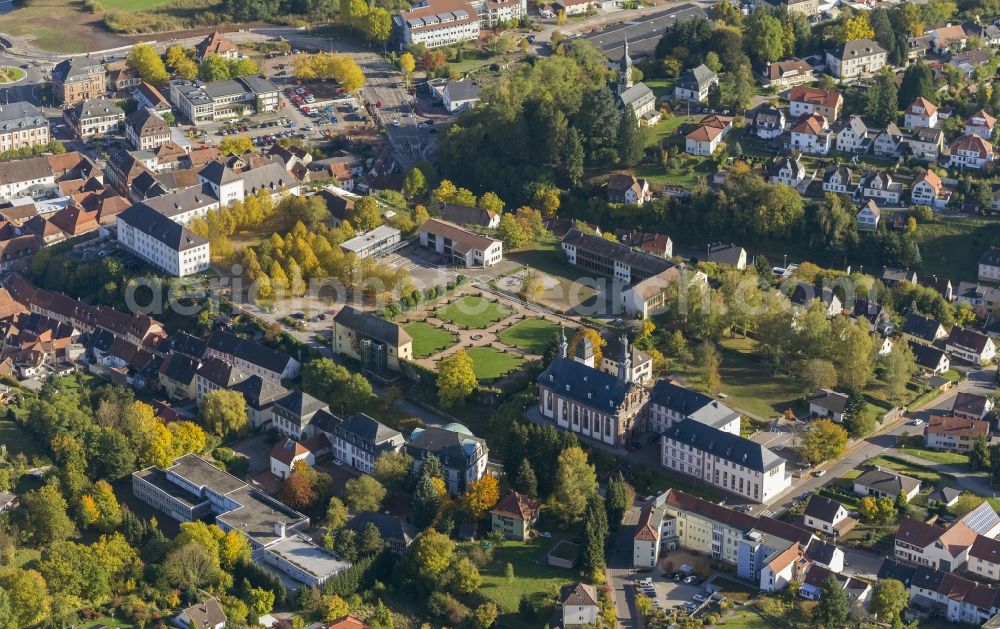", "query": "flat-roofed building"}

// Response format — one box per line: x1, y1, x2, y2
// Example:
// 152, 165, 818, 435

340, 225, 401, 258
